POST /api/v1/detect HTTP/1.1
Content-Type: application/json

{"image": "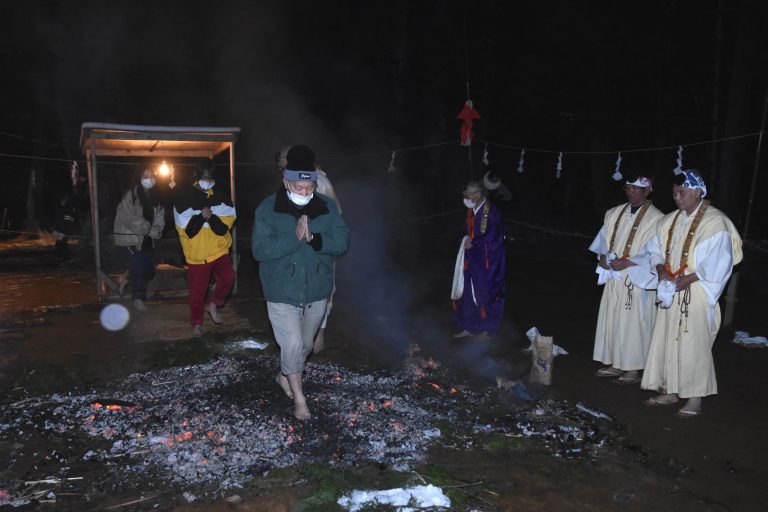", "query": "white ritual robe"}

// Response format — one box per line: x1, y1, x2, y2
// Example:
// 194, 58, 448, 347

589, 203, 664, 370
314, 169, 341, 328
640, 202, 743, 397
